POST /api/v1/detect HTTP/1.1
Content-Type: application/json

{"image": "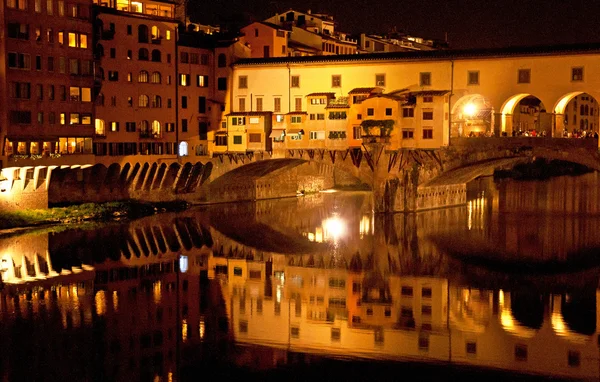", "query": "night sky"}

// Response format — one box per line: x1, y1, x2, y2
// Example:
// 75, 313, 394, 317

189, 0, 600, 49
